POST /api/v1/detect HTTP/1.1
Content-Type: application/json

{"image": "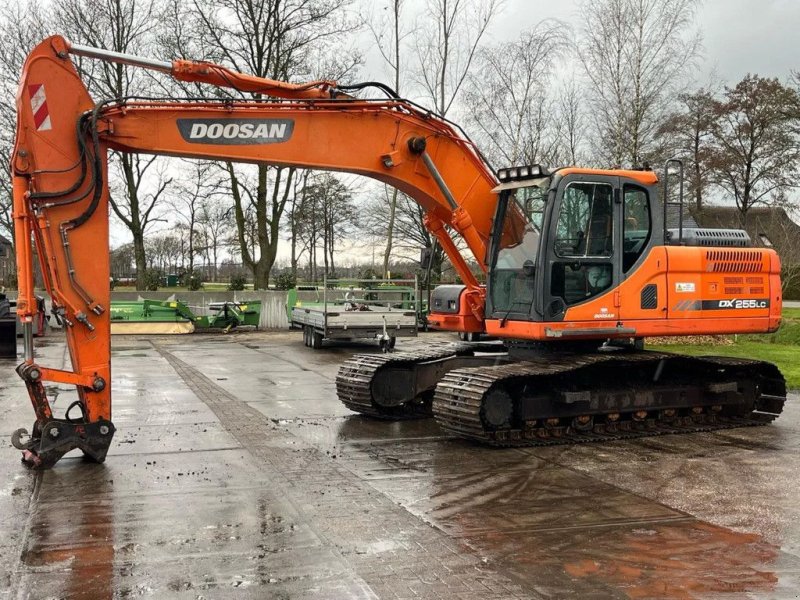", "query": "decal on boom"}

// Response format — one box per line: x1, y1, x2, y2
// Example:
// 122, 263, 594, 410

177, 118, 294, 144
